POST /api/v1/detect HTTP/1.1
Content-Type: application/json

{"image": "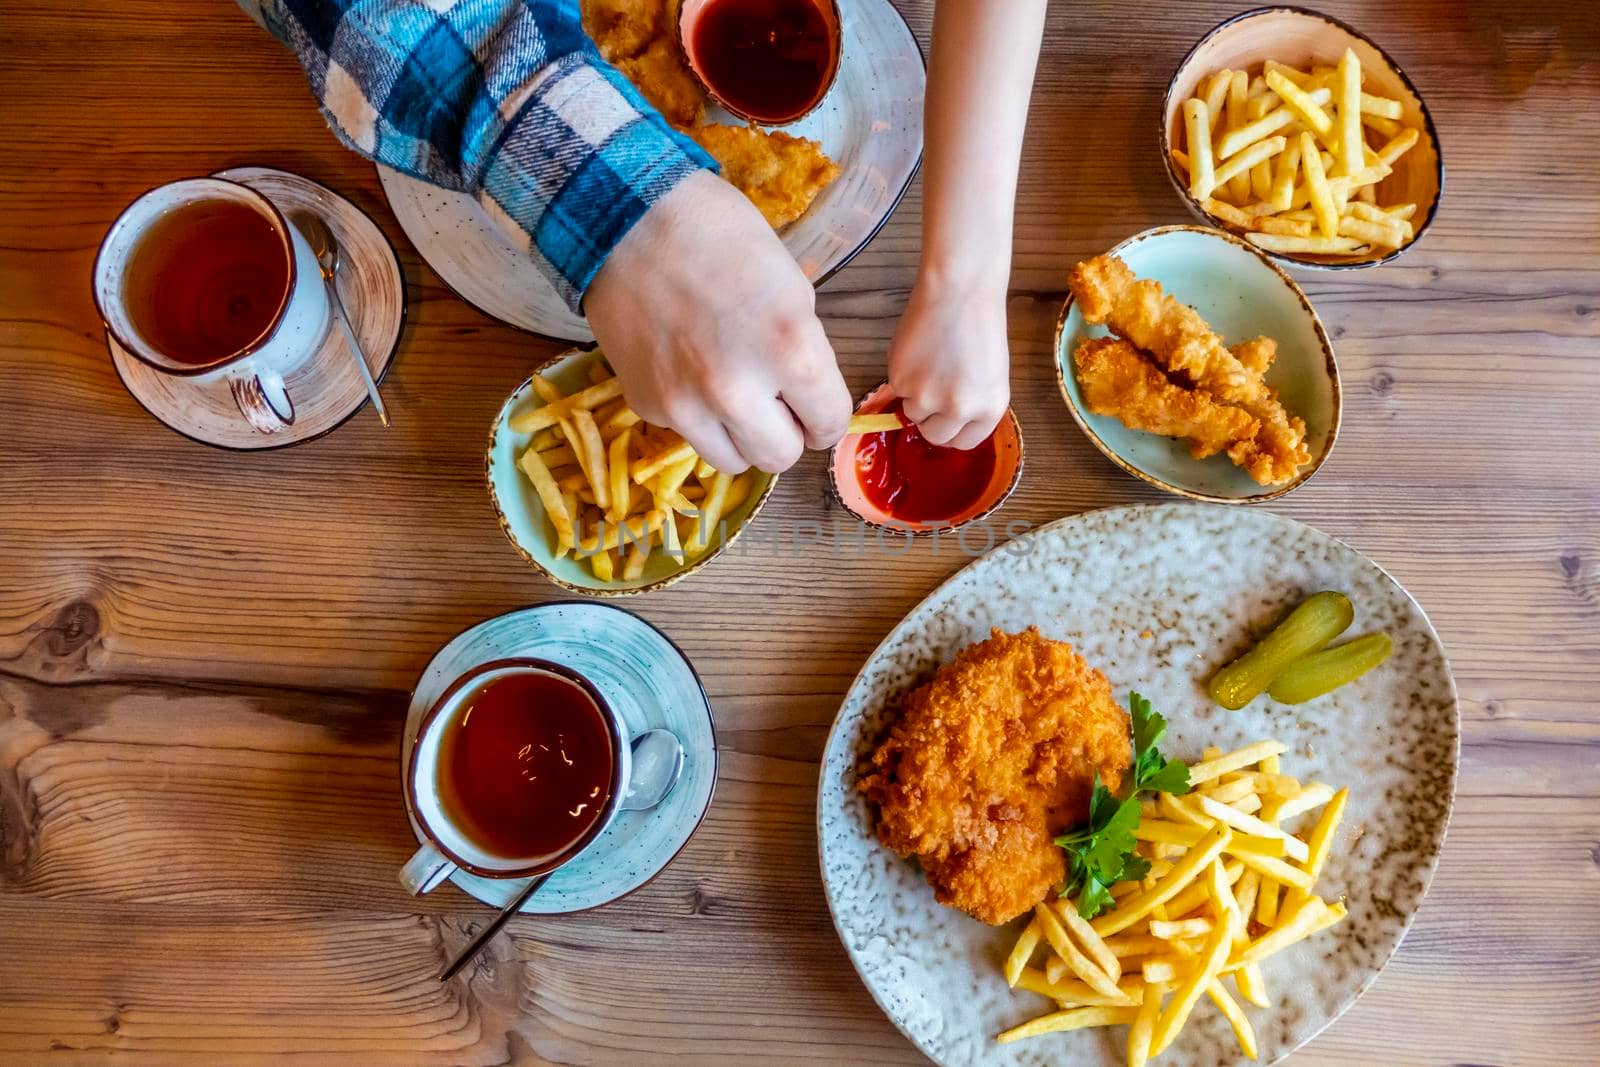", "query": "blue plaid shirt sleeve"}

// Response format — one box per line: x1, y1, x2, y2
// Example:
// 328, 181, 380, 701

239, 0, 716, 311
